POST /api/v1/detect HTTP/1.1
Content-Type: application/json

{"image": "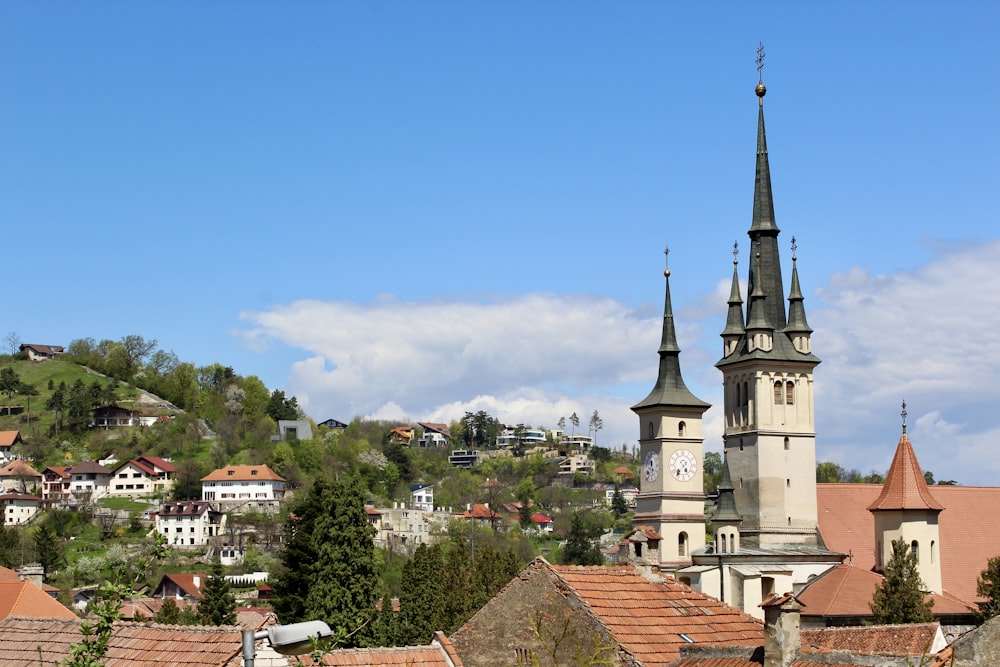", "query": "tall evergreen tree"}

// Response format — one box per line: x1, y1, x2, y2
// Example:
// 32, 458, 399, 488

198, 560, 236, 626
560, 513, 604, 566
397, 544, 445, 645
870, 538, 934, 624
440, 540, 475, 633
33, 522, 64, 582
975, 555, 1000, 623
272, 475, 377, 647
